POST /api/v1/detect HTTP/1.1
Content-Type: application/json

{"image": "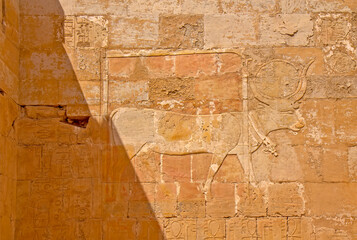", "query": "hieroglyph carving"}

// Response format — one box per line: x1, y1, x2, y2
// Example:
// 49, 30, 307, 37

64, 16, 108, 49
110, 59, 314, 193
